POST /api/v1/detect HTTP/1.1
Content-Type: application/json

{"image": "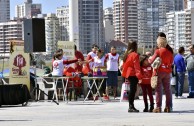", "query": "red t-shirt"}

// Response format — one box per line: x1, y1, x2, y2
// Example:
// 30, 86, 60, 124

86, 51, 97, 72
74, 50, 84, 72
149, 48, 173, 74
140, 66, 152, 84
